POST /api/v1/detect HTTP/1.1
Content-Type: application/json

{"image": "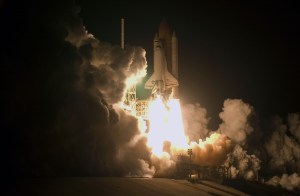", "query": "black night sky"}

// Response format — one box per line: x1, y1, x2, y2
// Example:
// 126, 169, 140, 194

78, 0, 299, 127
1, 0, 300, 180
